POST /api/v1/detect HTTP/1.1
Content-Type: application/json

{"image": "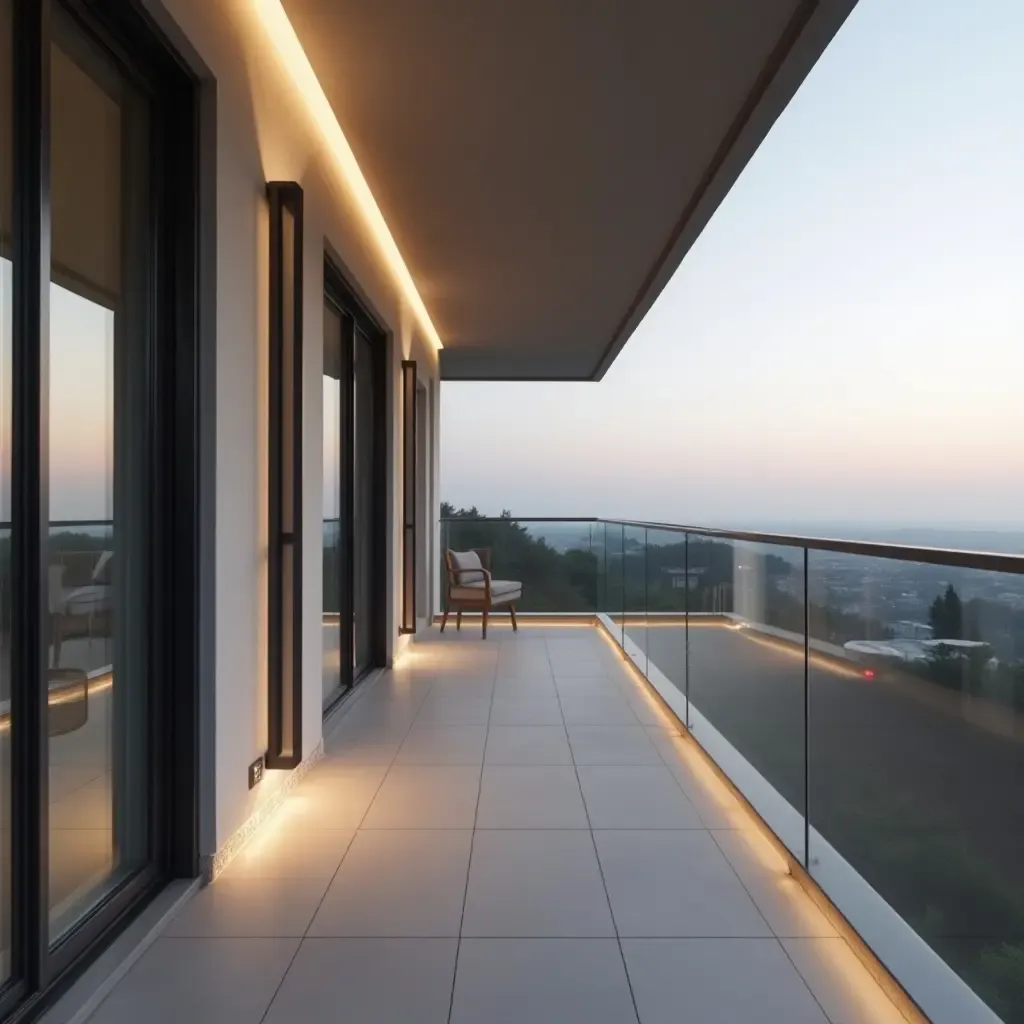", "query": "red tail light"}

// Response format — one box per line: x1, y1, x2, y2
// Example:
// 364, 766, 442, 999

863, 669, 876, 680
